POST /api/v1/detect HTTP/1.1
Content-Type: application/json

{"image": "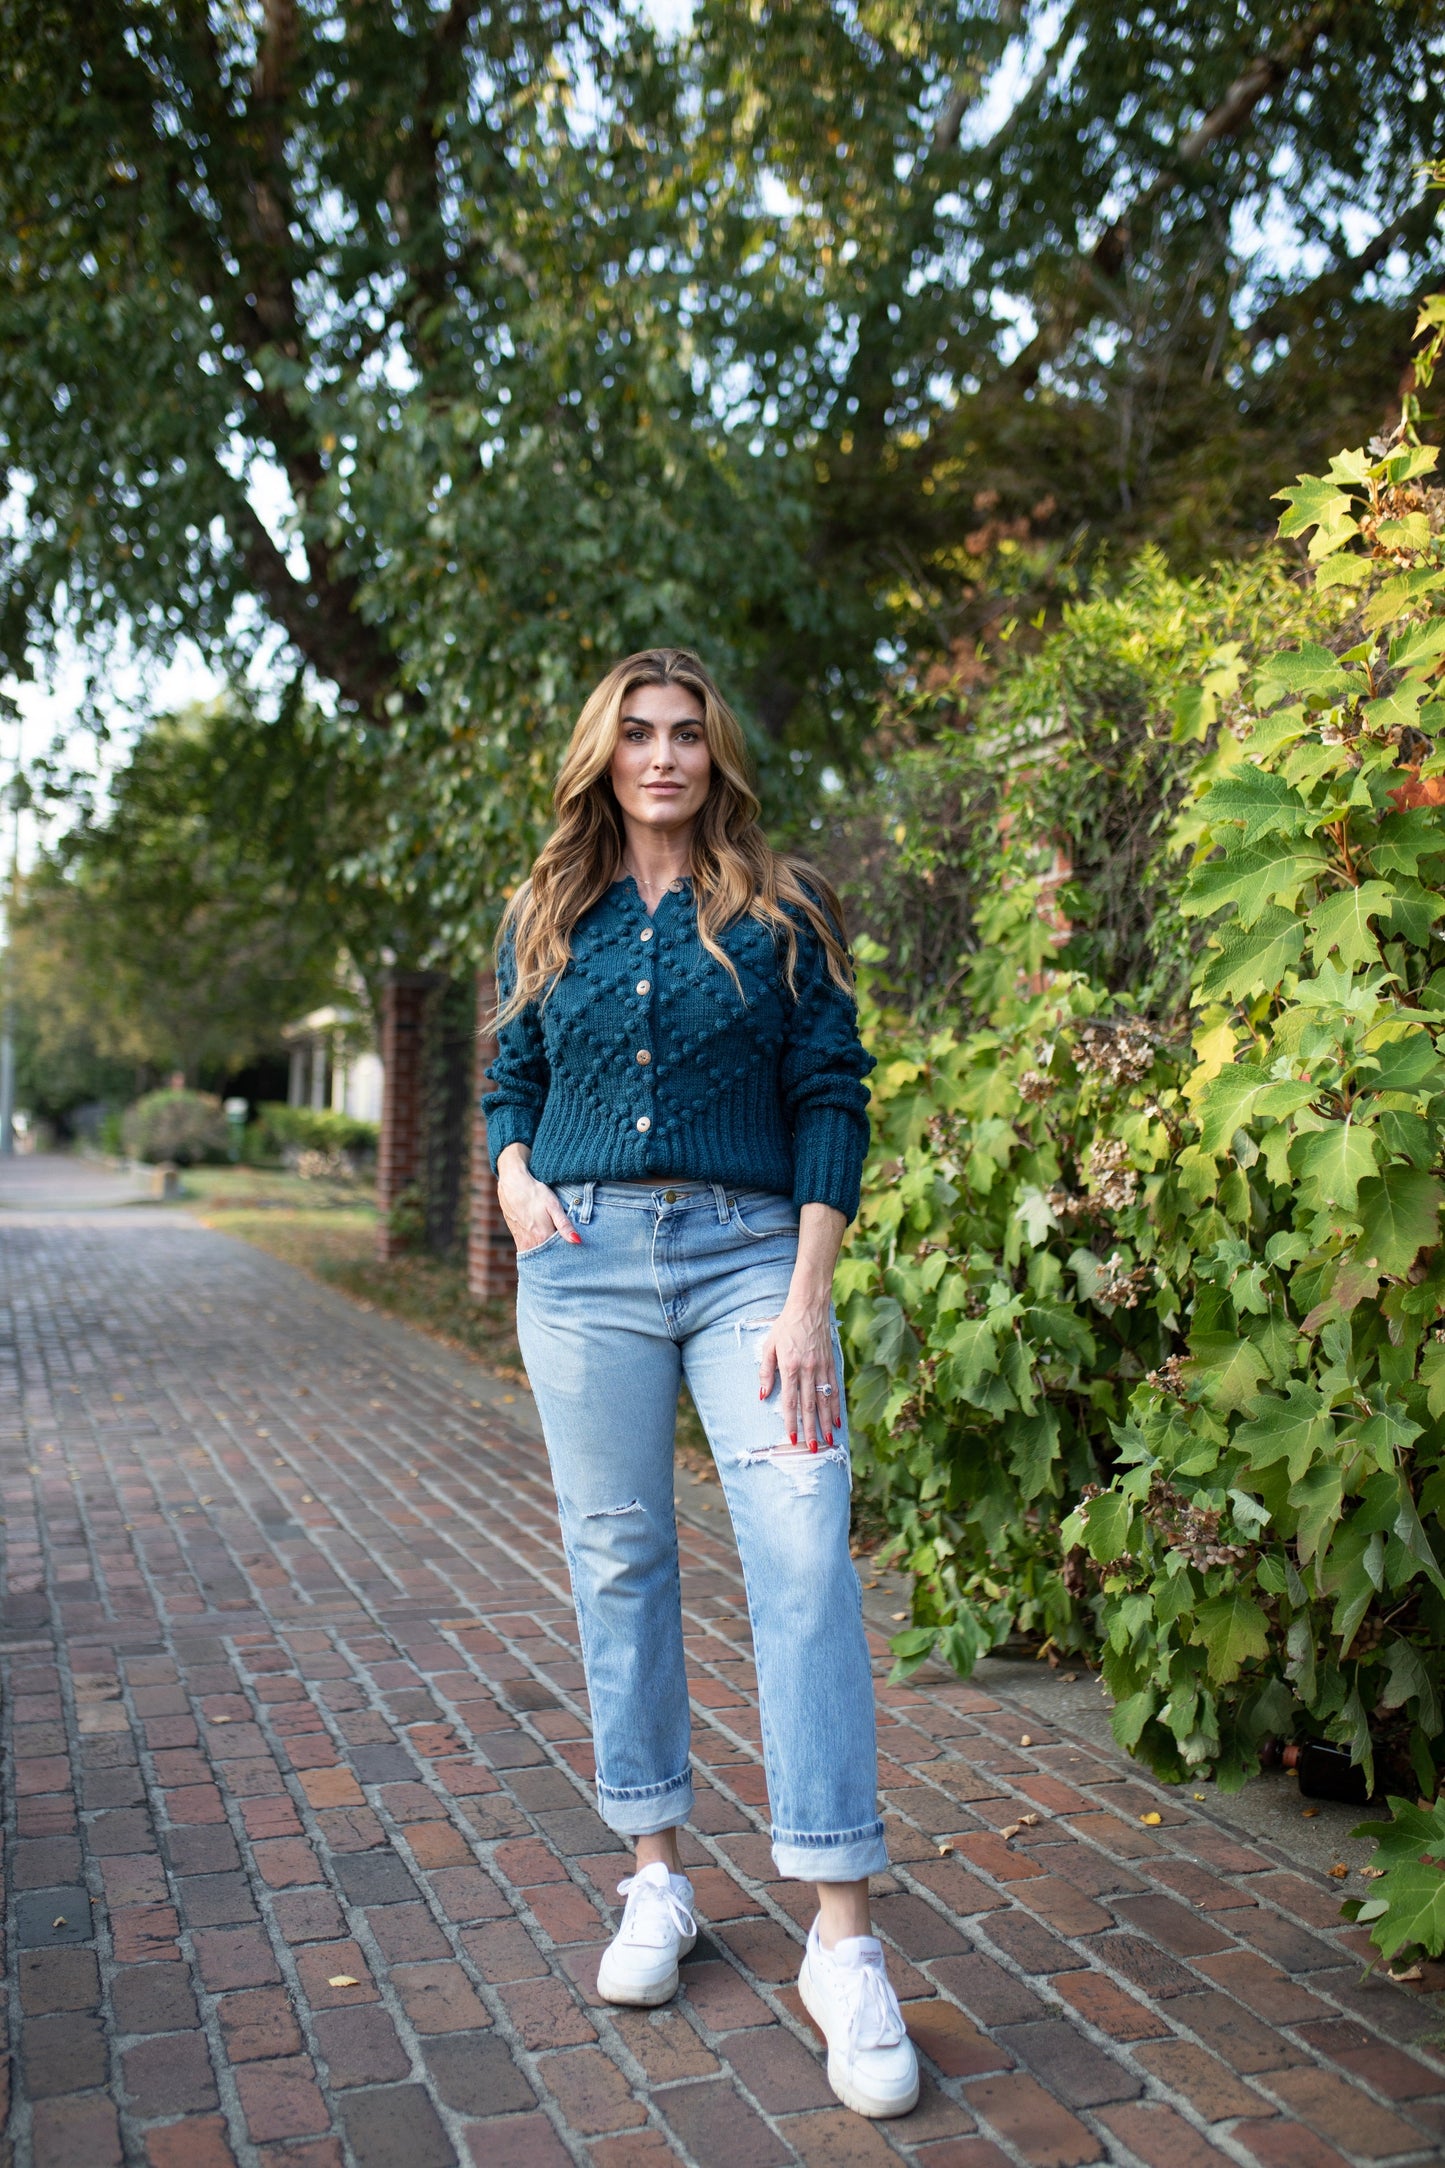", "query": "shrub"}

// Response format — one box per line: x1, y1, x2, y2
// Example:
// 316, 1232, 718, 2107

122, 1089, 231, 1166
249, 1103, 380, 1163
842, 302, 1445, 1828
